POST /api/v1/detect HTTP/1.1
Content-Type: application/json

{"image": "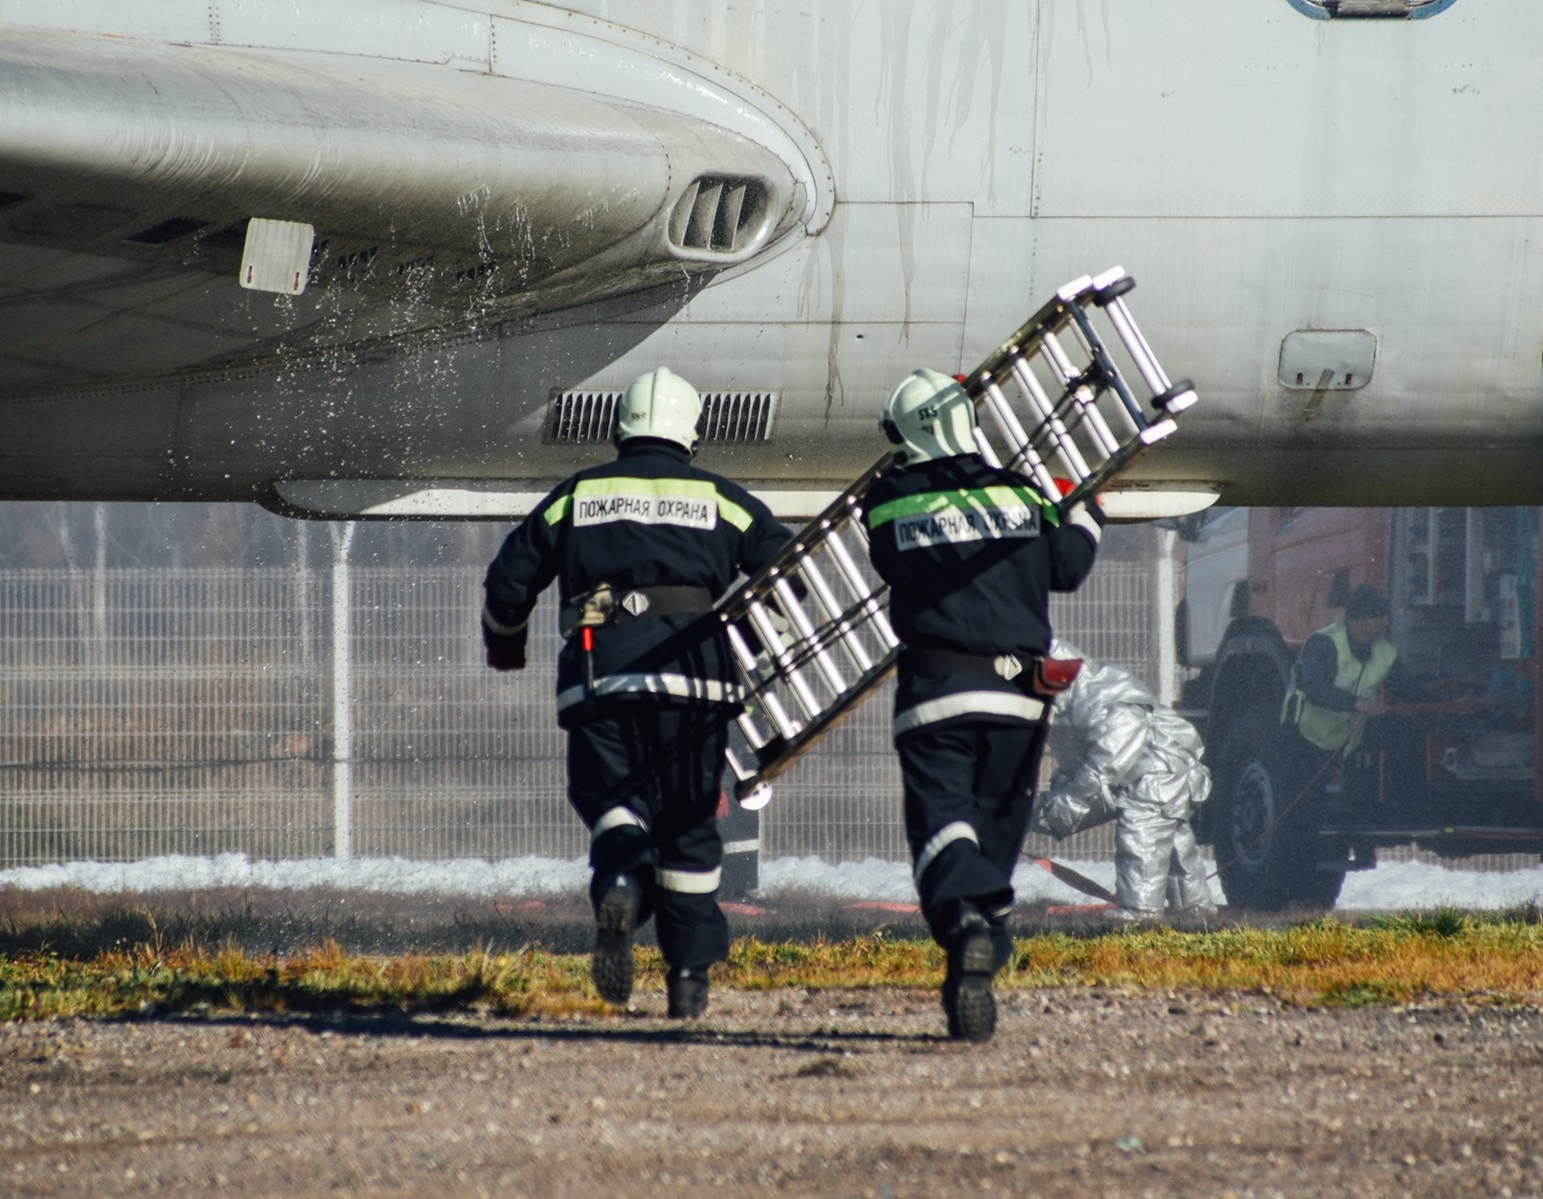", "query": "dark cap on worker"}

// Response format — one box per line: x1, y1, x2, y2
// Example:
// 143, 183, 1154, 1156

1345, 584, 1389, 621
